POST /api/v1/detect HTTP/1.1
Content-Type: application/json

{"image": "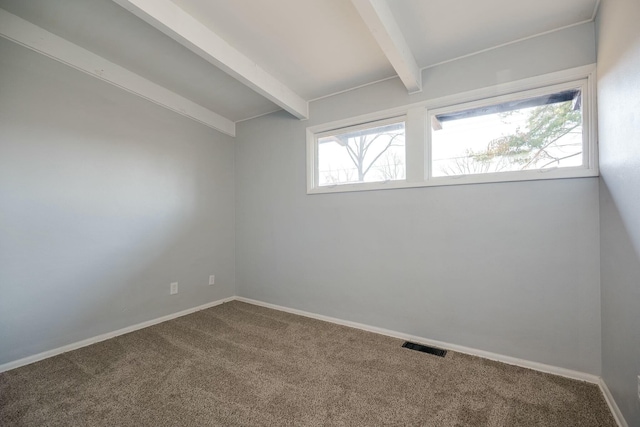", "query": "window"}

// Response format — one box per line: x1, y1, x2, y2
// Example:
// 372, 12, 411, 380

307, 65, 597, 194
430, 85, 585, 178
316, 118, 406, 187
